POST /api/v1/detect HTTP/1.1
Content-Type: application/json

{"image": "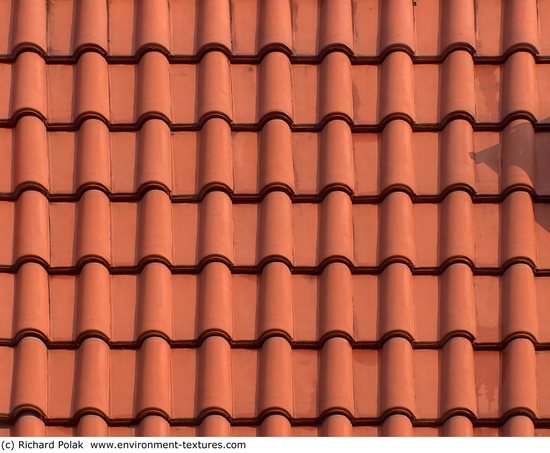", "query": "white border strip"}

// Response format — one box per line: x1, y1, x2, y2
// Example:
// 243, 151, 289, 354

0, 437, 543, 453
